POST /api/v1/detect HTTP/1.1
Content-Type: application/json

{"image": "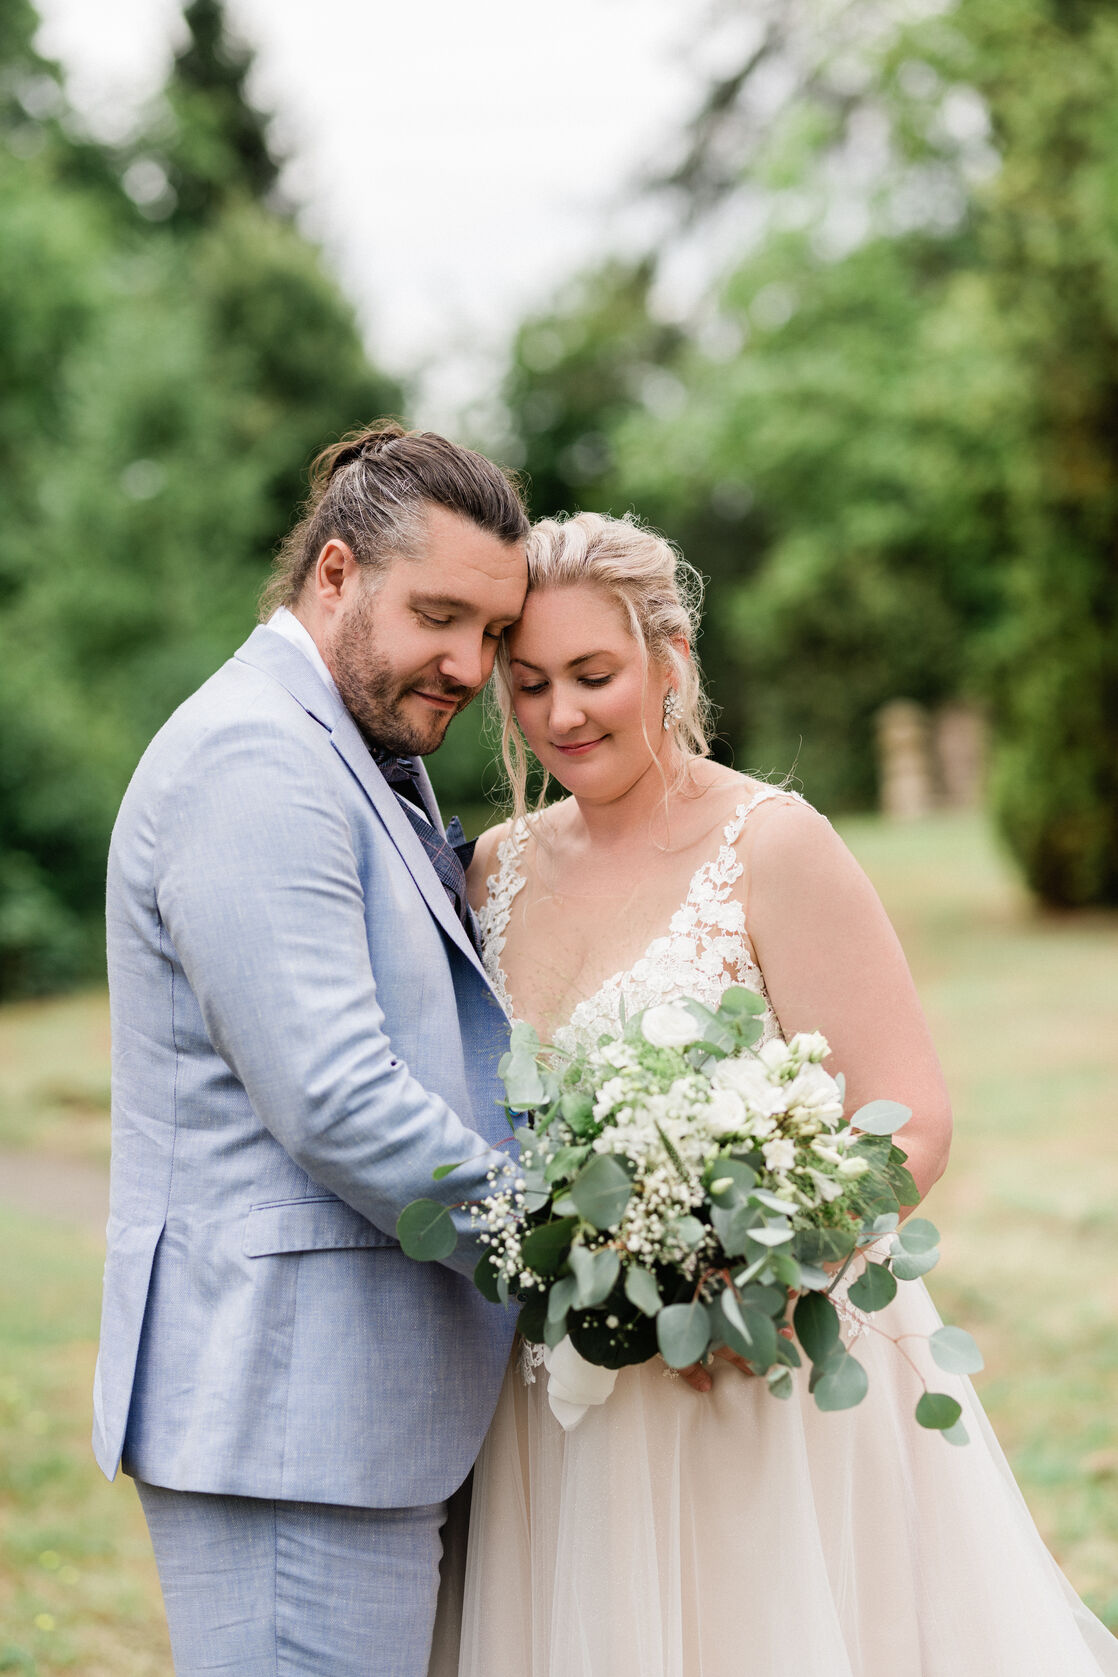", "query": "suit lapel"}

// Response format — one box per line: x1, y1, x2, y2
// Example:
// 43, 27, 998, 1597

234, 627, 490, 983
